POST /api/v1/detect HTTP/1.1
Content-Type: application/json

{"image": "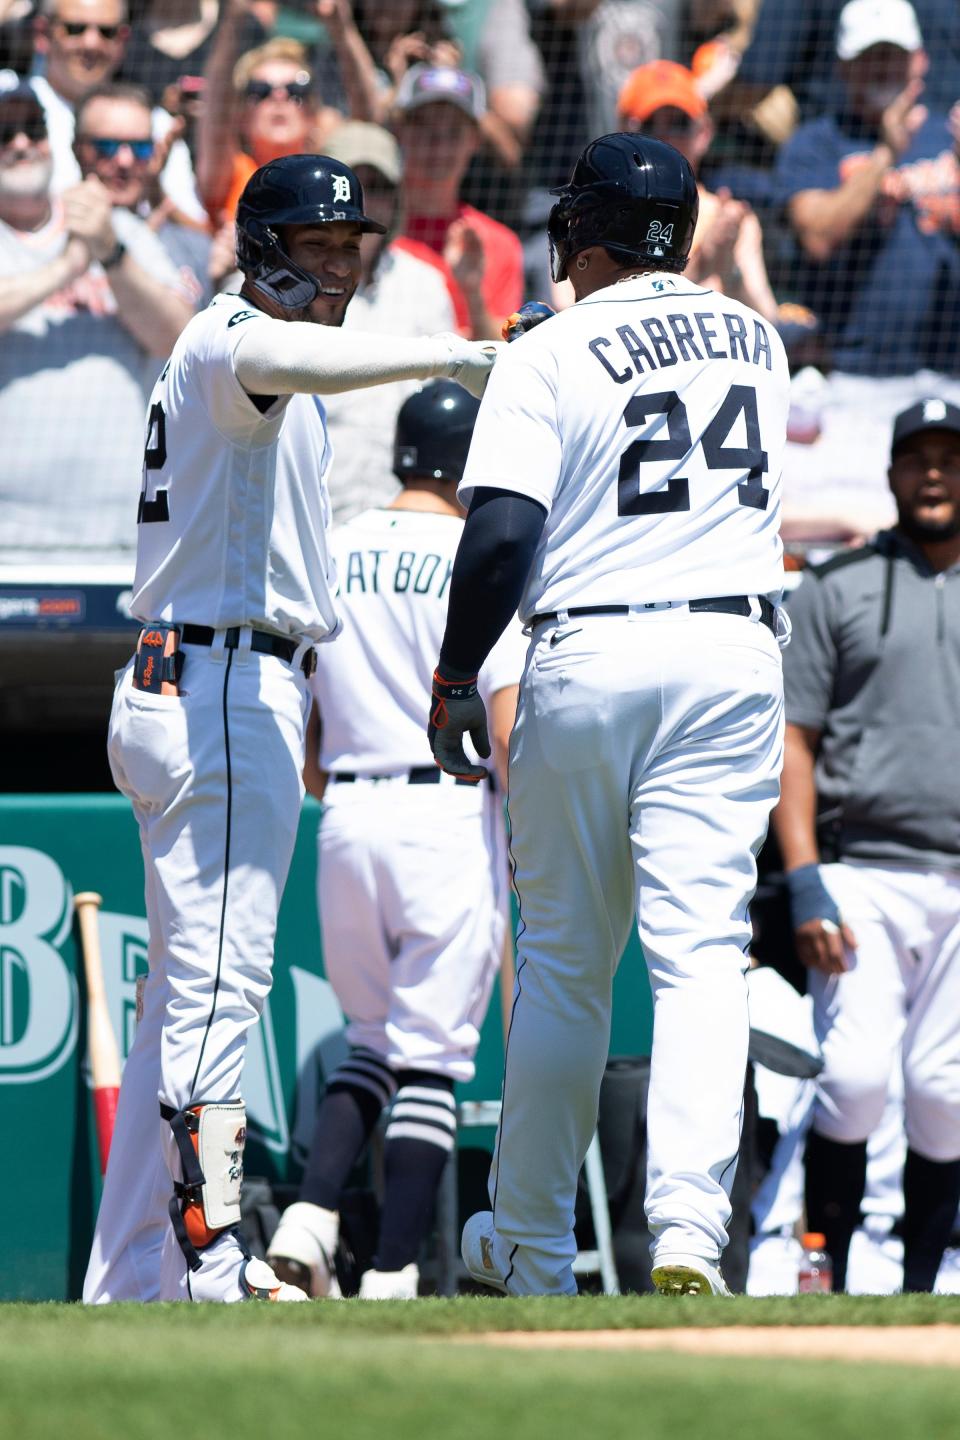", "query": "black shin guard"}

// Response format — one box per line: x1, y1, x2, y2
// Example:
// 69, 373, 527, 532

902, 1149, 960, 1293
376, 1072, 456, 1273
299, 1048, 397, 1211
804, 1129, 868, 1292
